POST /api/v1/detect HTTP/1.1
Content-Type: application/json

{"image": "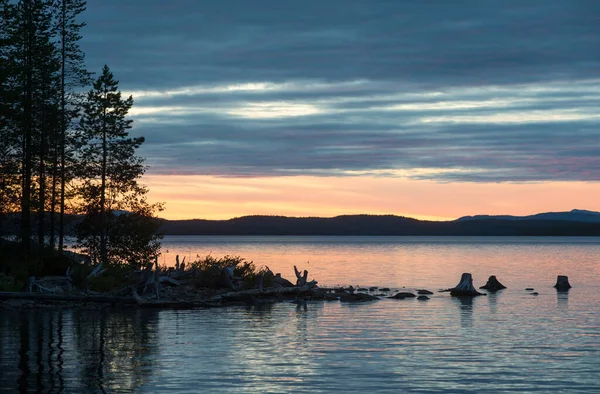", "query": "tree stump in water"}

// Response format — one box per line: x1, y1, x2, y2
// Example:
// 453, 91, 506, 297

450, 273, 484, 296
554, 275, 571, 290
479, 275, 506, 292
